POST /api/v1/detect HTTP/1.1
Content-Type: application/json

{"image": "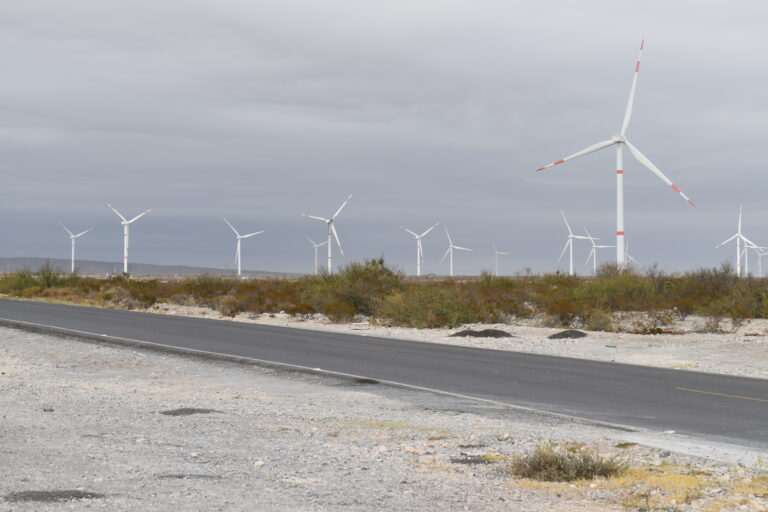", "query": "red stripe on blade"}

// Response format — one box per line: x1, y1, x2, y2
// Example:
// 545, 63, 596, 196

640, 40, 644, 50
554, 159, 564, 165
688, 199, 697, 207
536, 167, 545, 171
671, 184, 681, 193
635, 61, 641, 72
